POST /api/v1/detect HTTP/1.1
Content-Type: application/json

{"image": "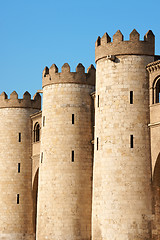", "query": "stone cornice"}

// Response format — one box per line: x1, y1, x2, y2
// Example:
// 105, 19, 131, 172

146, 60, 160, 73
